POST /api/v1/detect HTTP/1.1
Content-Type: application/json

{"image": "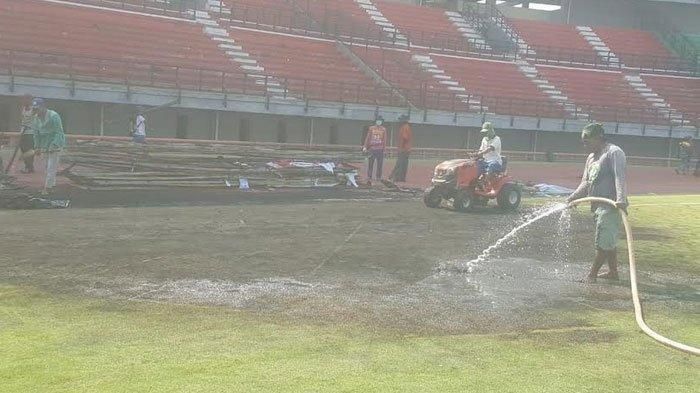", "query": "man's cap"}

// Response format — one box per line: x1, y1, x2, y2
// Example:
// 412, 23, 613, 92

31, 98, 46, 108
398, 114, 409, 122
480, 121, 494, 134
581, 123, 605, 138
